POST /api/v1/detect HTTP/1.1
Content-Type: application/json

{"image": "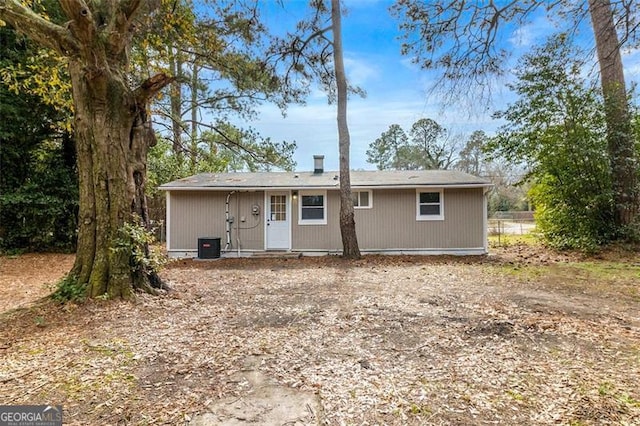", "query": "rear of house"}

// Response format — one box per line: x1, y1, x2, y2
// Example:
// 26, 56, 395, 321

160, 158, 492, 258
